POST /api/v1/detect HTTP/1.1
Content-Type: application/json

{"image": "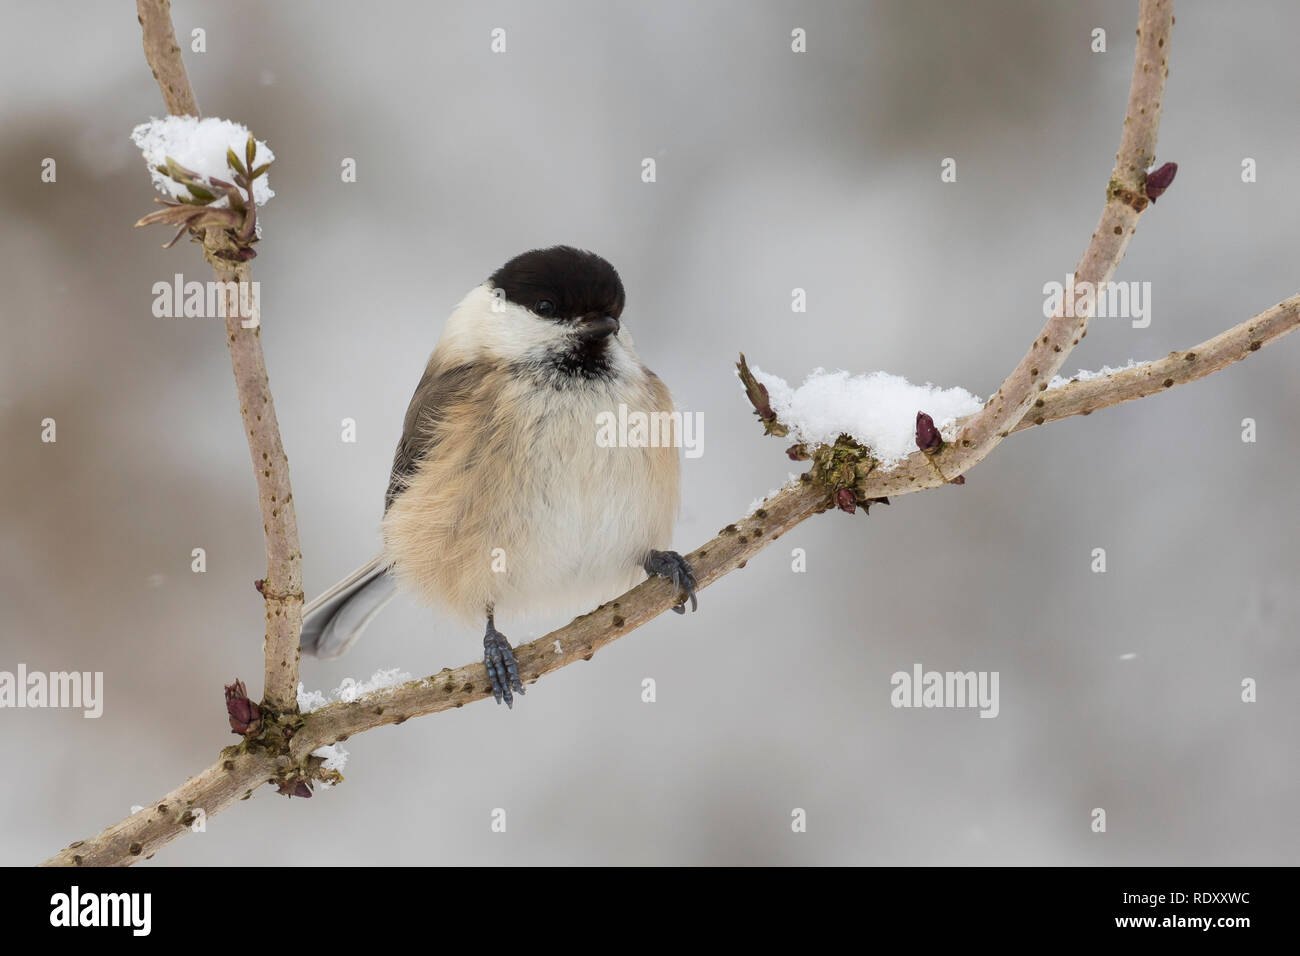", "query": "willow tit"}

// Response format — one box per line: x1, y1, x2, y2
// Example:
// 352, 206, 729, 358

300, 246, 697, 707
